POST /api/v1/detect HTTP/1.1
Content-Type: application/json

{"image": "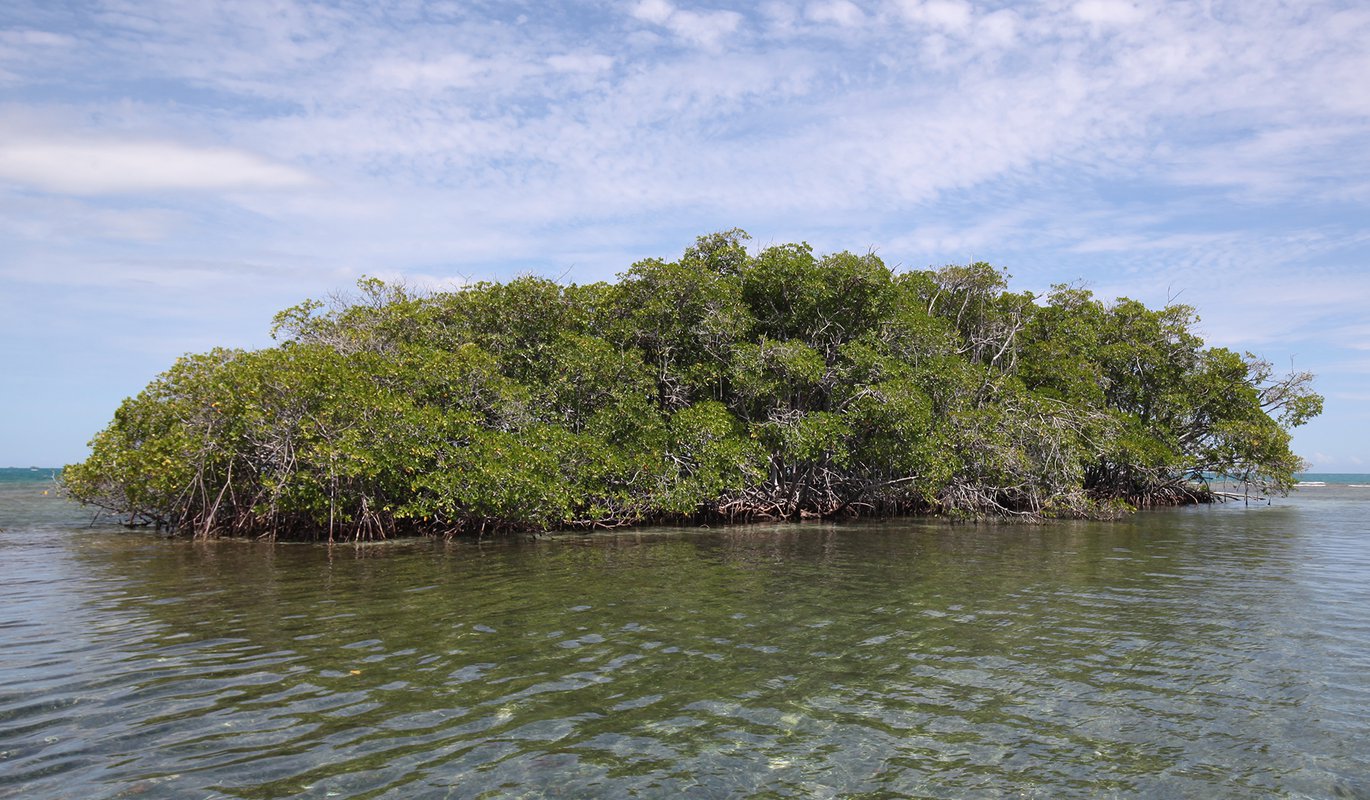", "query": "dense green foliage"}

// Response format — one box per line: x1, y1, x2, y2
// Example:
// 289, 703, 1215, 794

64, 230, 1322, 540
